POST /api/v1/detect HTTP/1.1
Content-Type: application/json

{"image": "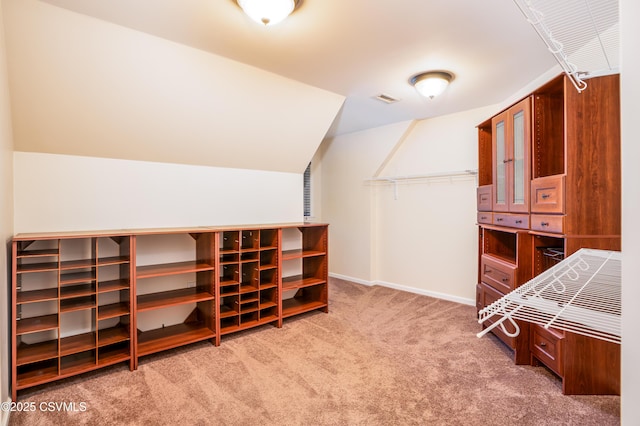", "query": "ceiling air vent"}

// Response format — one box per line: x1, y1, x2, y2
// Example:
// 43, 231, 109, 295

374, 93, 400, 104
